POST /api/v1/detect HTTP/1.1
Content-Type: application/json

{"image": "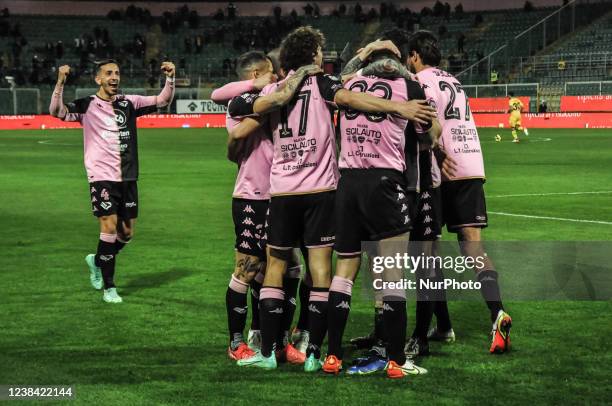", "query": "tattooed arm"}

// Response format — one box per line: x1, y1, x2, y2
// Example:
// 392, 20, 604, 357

361, 58, 414, 81
341, 39, 402, 79
253, 64, 322, 115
